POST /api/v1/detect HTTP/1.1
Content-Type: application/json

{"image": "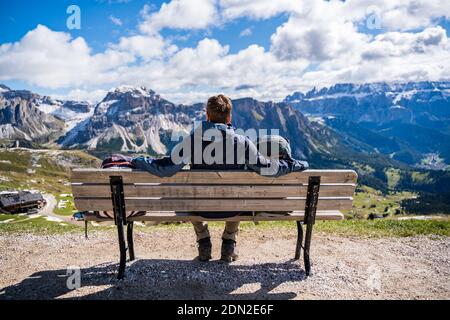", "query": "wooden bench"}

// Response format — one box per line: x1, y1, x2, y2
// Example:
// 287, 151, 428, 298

71, 169, 357, 279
